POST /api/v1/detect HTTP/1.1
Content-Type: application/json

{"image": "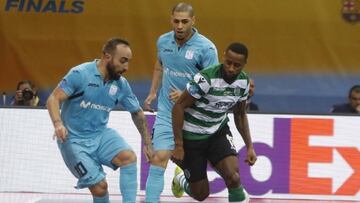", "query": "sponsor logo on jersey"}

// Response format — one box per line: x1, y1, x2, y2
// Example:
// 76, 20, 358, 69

163, 49, 173, 53
88, 83, 99, 87
80, 100, 111, 112
215, 101, 234, 109
197, 76, 206, 84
